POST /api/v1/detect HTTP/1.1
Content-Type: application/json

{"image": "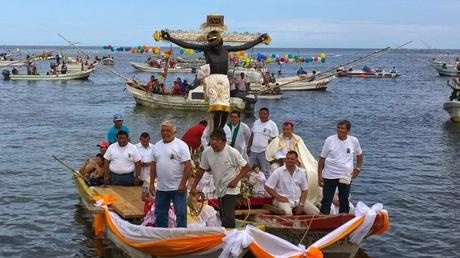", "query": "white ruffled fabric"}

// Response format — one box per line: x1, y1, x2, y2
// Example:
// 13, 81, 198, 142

350, 201, 384, 243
